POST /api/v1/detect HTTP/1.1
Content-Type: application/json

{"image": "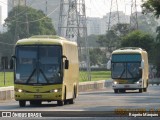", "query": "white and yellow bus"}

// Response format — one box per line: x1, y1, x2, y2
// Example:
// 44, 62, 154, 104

10, 35, 79, 107
107, 47, 148, 93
